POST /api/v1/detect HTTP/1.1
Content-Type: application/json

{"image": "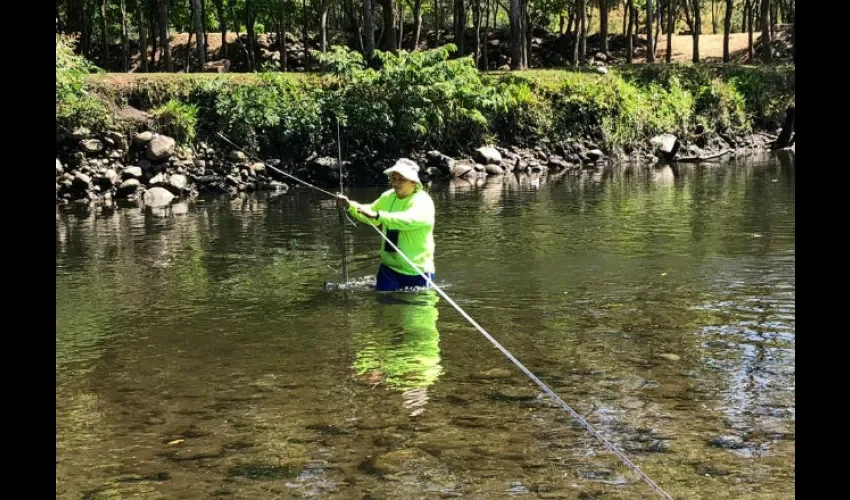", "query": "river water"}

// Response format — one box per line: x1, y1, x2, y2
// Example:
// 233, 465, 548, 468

56, 153, 795, 499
